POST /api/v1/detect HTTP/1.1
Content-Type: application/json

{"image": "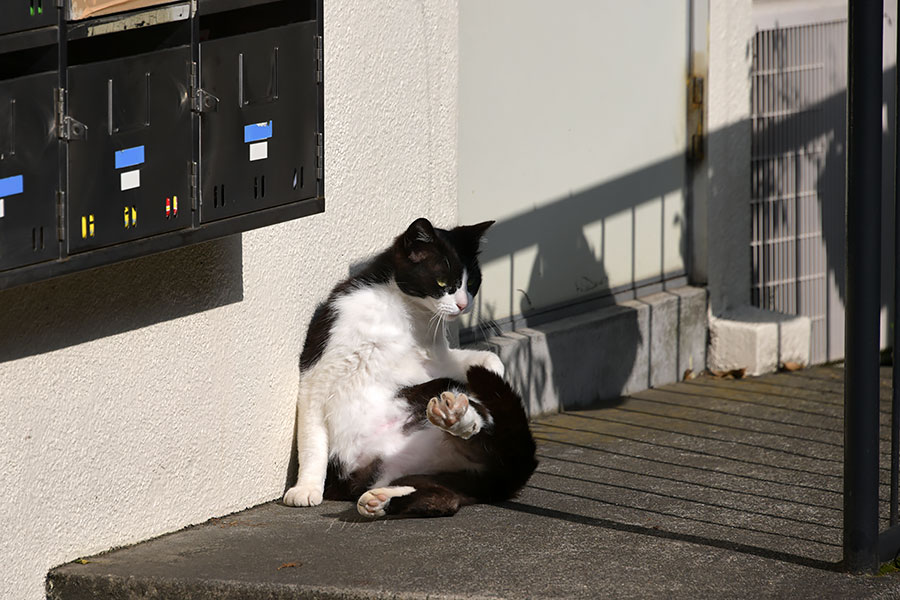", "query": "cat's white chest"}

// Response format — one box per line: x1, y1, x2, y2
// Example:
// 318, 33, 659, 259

306, 285, 452, 471
329, 287, 434, 385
